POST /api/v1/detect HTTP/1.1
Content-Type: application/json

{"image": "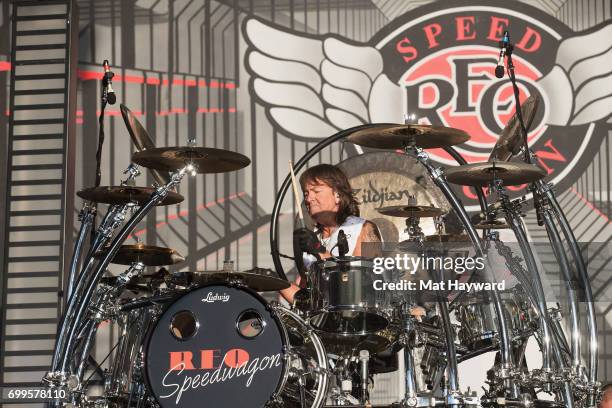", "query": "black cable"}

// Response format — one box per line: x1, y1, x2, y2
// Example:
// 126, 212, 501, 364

505, 45, 531, 164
